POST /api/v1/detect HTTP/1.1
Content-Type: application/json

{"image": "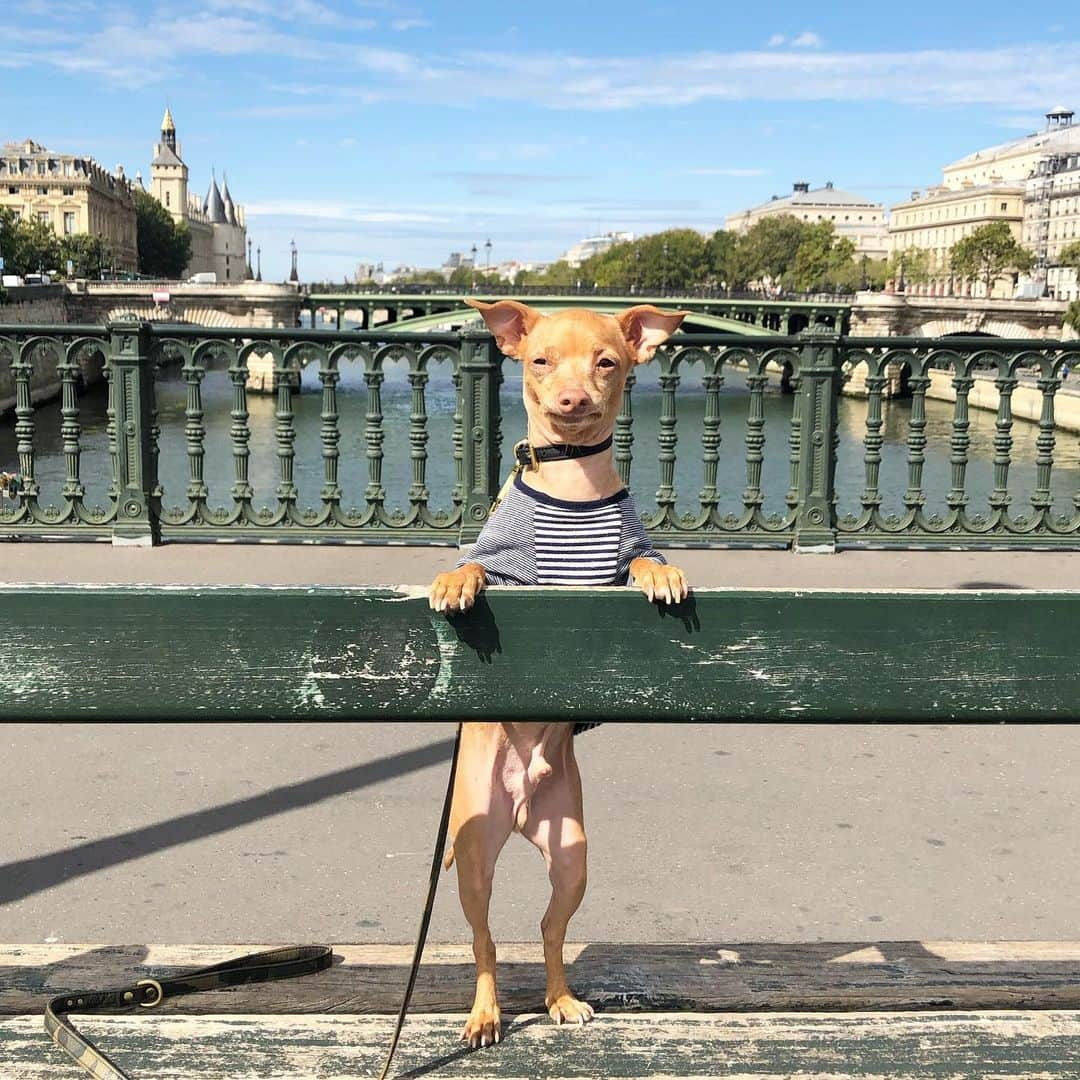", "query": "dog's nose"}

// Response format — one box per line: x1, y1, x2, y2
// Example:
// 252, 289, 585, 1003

556, 389, 592, 415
